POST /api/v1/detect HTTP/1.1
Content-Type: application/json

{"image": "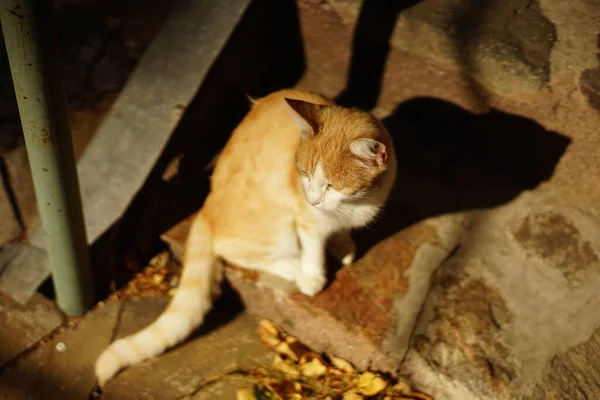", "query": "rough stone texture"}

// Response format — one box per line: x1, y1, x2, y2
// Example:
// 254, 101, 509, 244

163, 208, 465, 375
103, 301, 270, 399
0, 301, 118, 400
0, 295, 270, 400
579, 33, 600, 112
403, 191, 600, 400
514, 211, 599, 284
0, 292, 62, 366
328, 0, 556, 95
526, 326, 600, 400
